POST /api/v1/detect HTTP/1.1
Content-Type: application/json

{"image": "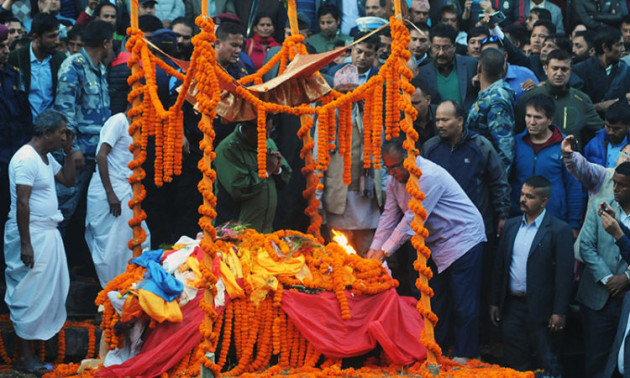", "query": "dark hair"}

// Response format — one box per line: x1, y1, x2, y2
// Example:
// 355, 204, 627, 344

381, 137, 407, 157
216, 21, 245, 41
605, 100, 630, 125
251, 12, 275, 37
524, 93, 556, 119
2, 16, 22, 26
479, 47, 505, 79
30, 13, 59, 36
33, 109, 67, 136
440, 4, 459, 17
546, 48, 572, 62
67, 24, 83, 41
138, 15, 162, 33
379, 26, 391, 38
467, 26, 489, 42
594, 27, 622, 55
532, 20, 556, 35
439, 100, 466, 119
503, 24, 528, 46
523, 175, 551, 198
82, 20, 114, 47
530, 8, 552, 21
617, 162, 630, 176
171, 16, 194, 32
574, 30, 594, 49
94, 1, 116, 19
545, 34, 572, 54
622, 15, 630, 25
430, 23, 457, 44
410, 76, 430, 96
10, 37, 29, 50
353, 31, 380, 50
408, 21, 429, 35
318, 3, 340, 21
